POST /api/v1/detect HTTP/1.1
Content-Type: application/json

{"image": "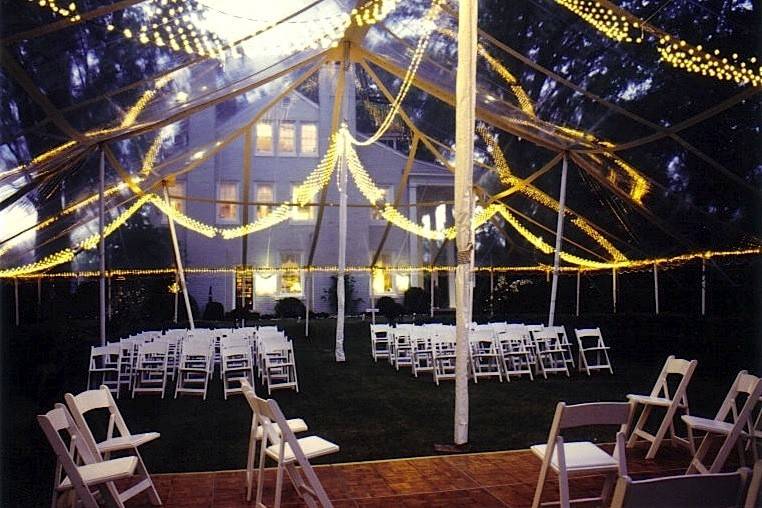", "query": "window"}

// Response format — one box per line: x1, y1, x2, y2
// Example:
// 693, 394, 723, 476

291, 185, 315, 221
255, 273, 277, 296
372, 254, 394, 294
280, 252, 302, 294
255, 183, 274, 219
256, 122, 273, 154
216, 182, 239, 224
300, 123, 318, 155
161, 181, 185, 223
279, 122, 296, 154
371, 186, 394, 220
